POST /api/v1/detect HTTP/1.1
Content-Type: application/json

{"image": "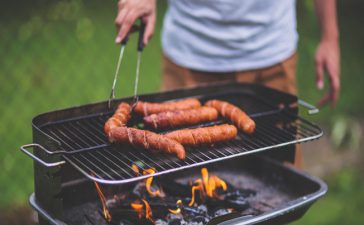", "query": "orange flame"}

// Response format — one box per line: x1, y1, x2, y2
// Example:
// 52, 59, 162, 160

169, 199, 183, 214
93, 181, 112, 222
131, 202, 144, 219
131, 199, 154, 223
142, 199, 154, 223
143, 168, 164, 197
189, 168, 228, 206
189, 179, 204, 206
132, 164, 140, 175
